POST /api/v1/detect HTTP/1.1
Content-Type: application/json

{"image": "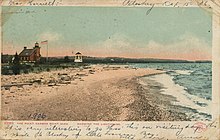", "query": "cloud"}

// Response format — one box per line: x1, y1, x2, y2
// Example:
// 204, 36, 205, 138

78, 34, 130, 57
38, 33, 211, 60
38, 31, 62, 42
81, 33, 211, 60
144, 34, 211, 60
